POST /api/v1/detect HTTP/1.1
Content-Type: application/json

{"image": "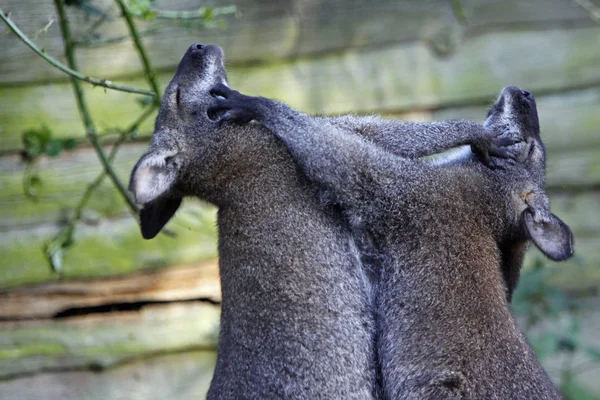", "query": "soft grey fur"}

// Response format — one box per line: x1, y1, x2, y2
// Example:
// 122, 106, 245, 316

129, 44, 521, 399
209, 85, 573, 399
